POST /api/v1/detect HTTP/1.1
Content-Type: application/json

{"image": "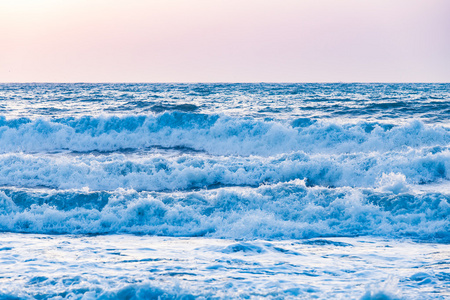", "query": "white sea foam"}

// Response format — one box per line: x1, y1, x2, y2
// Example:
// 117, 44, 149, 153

0, 114, 449, 156
0, 181, 448, 241
0, 147, 447, 191
0, 233, 448, 299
